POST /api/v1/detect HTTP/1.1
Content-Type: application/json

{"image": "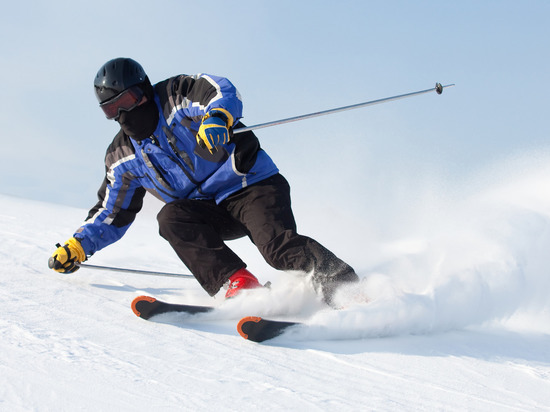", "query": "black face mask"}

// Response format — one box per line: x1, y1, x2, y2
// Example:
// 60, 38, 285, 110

117, 98, 159, 141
